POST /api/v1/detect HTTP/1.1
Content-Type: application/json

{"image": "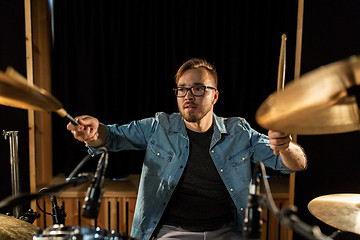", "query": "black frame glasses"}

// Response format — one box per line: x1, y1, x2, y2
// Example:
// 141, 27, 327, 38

173, 86, 217, 97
